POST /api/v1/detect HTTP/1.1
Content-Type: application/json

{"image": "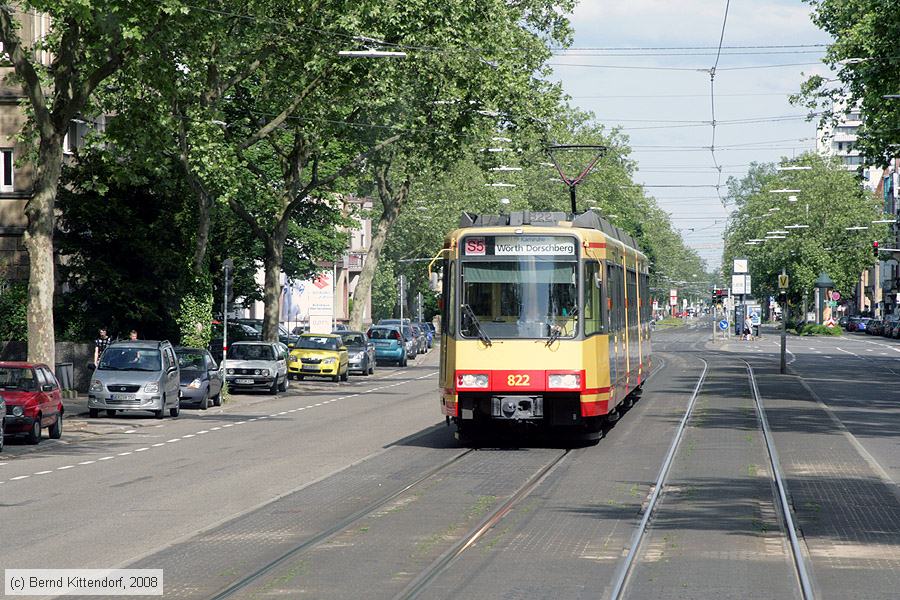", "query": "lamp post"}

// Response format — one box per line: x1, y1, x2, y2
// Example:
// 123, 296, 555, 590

222, 258, 234, 372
